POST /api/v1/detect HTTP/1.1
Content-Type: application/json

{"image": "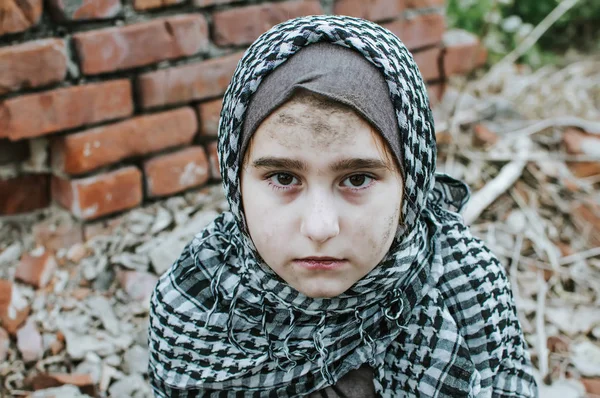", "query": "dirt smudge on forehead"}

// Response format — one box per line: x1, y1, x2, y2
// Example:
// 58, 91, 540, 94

262, 91, 365, 150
